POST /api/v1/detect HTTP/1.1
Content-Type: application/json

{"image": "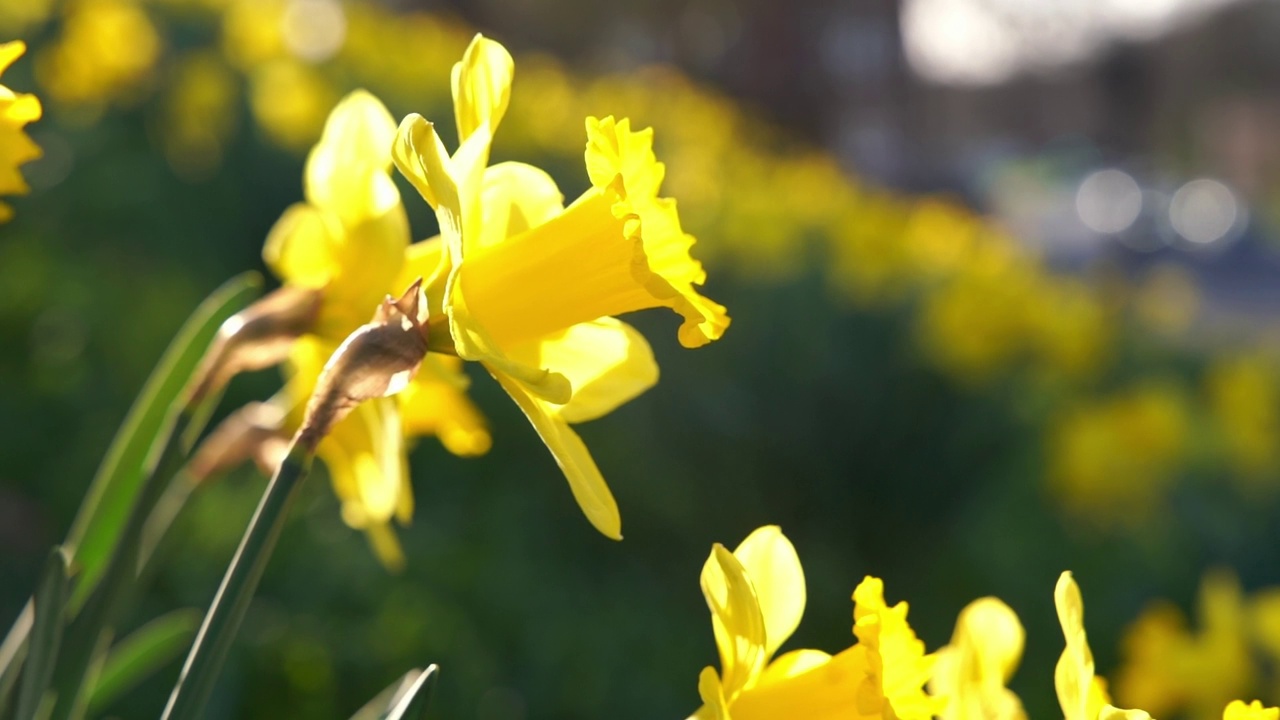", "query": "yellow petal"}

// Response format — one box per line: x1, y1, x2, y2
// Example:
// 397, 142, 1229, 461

757, 648, 833, 686
304, 89, 399, 225
396, 237, 450, 319
731, 526, 806, 661
933, 597, 1026, 720
491, 372, 619, 538
392, 114, 458, 228
399, 356, 492, 457
363, 520, 406, 572
476, 161, 564, 253
507, 318, 657, 424
263, 202, 340, 287
321, 397, 405, 526
729, 646, 864, 720
1056, 571, 1097, 720
1225, 700, 1280, 720
0, 41, 27, 76
1100, 706, 1152, 720
694, 667, 731, 720
700, 544, 767, 700
451, 34, 513, 145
